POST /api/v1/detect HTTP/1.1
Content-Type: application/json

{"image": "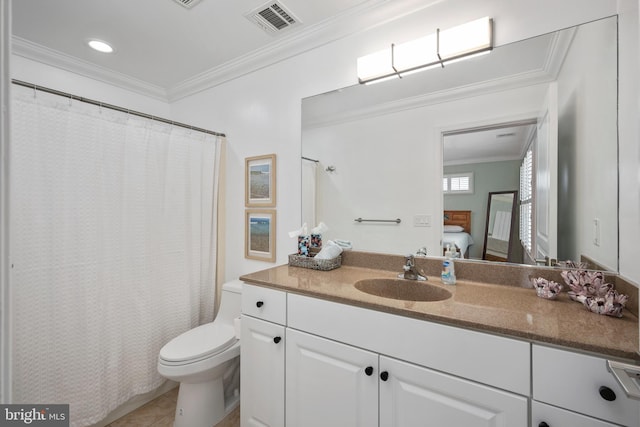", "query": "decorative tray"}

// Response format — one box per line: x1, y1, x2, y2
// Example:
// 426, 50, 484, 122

288, 253, 342, 271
